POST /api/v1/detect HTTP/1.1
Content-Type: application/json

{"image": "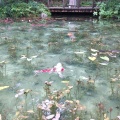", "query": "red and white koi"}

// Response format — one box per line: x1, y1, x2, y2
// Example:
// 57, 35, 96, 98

34, 63, 65, 78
